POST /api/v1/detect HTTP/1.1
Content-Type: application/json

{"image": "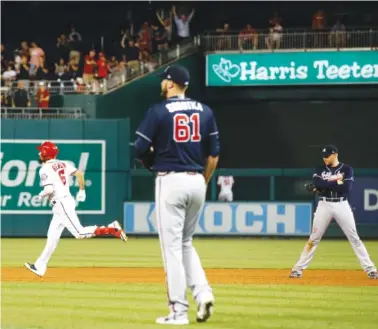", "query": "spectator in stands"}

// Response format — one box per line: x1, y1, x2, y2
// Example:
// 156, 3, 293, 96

1, 49, 6, 75
312, 9, 326, 47
2, 65, 17, 87
329, 20, 346, 48
29, 42, 45, 76
69, 26, 83, 42
1, 45, 12, 86
96, 52, 109, 80
83, 49, 97, 84
19, 41, 30, 59
56, 34, 70, 62
151, 23, 169, 53
156, 10, 173, 45
125, 39, 141, 75
139, 22, 152, 53
13, 81, 31, 108
35, 57, 49, 81
55, 58, 68, 78
109, 56, 118, 71
216, 23, 232, 50
172, 5, 195, 43
239, 24, 258, 51
1, 89, 13, 106
67, 59, 81, 80
75, 77, 86, 93
17, 55, 30, 87
142, 52, 157, 73
120, 28, 132, 56
35, 82, 50, 109
14, 50, 22, 72
110, 60, 127, 84
1, 44, 12, 63
266, 15, 283, 50
69, 33, 82, 65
